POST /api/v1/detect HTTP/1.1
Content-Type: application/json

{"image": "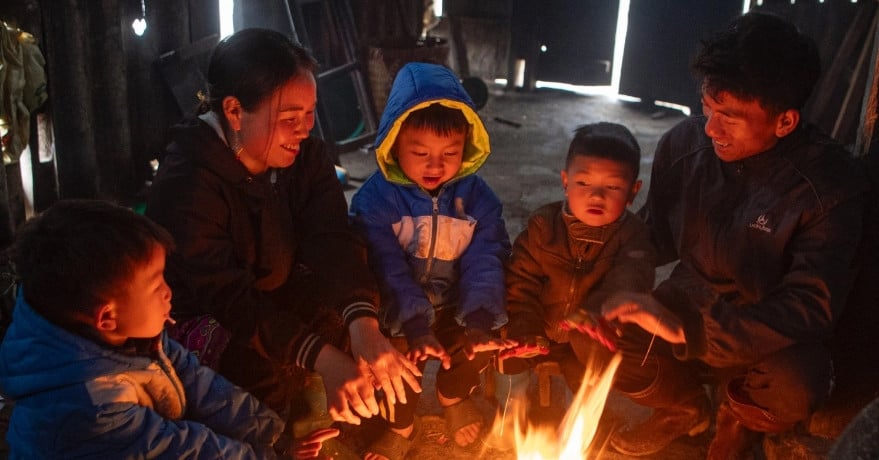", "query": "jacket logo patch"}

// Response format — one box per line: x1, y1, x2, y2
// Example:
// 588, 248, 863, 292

748, 214, 772, 233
